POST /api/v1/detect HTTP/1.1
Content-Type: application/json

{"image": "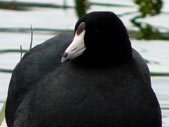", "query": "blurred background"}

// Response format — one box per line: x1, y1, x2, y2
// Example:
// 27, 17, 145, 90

0, 0, 169, 126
